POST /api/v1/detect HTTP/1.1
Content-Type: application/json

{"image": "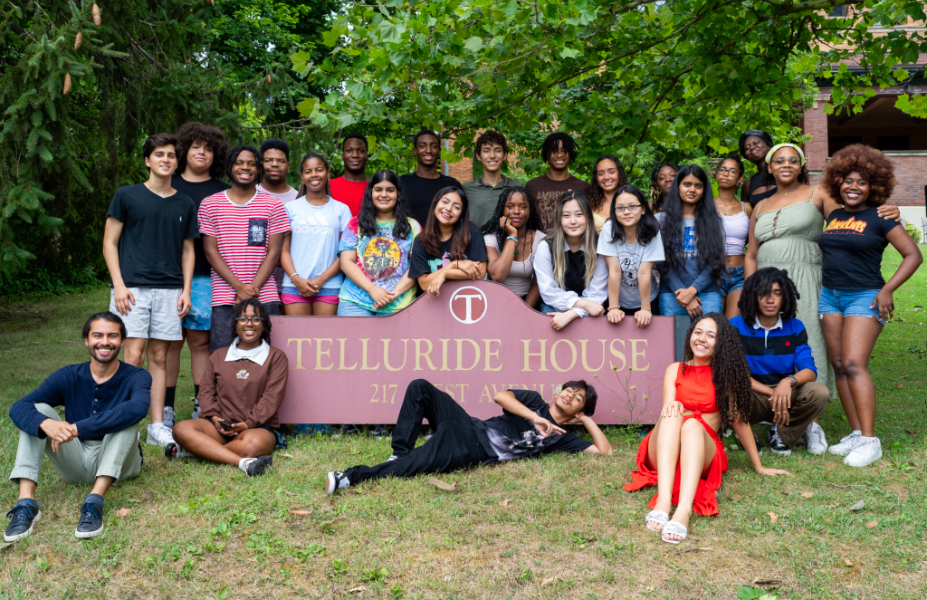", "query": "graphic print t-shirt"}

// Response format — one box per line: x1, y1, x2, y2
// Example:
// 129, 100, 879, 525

171, 175, 231, 276
596, 222, 665, 308
106, 183, 199, 288
819, 206, 899, 290
408, 222, 489, 278
338, 217, 422, 313
282, 197, 353, 297
524, 175, 591, 234
197, 191, 290, 306
481, 390, 591, 461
